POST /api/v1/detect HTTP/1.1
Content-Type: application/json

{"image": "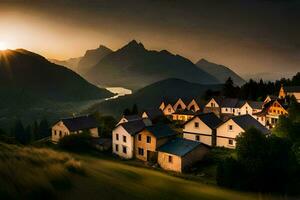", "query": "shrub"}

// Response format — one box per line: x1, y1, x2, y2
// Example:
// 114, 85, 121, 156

58, 133, 93, 152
